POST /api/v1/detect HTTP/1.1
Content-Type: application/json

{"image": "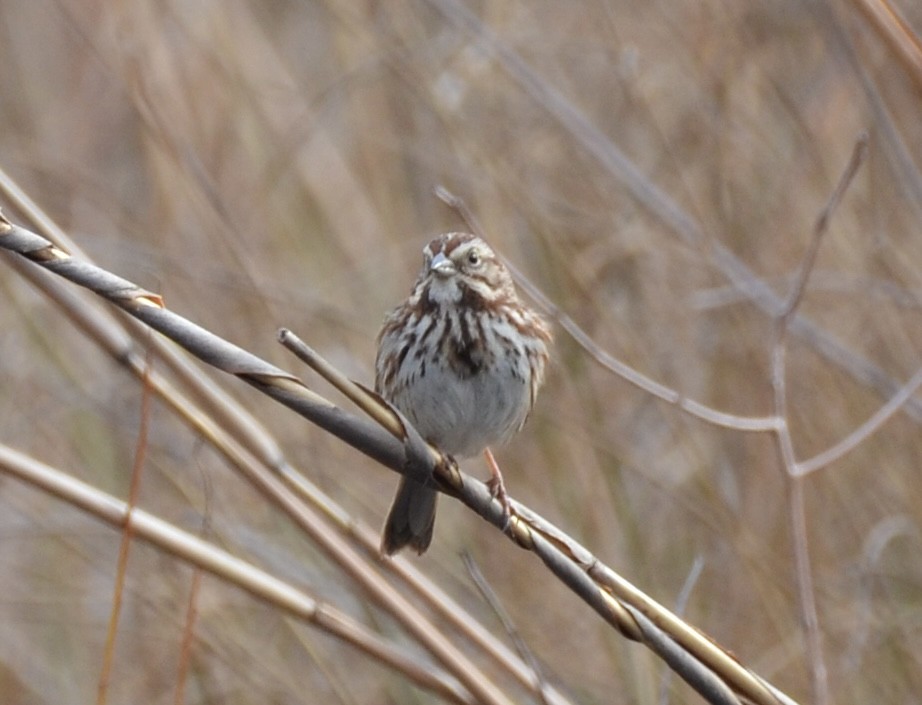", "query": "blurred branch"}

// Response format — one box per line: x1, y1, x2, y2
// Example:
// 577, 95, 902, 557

820, 1, 922, 226
846, 515, 918, 669
442, 164, 922, 497
853, 0, 922, 92
0, 214, 800, 705
437, 185, 779, 433
768, 134, 870, 705
692, 273, 922, 311
440, 120, 921, 478
797, 365, 922, 475
0, 164, 286, 469
462, 553, 552, 705
777, 134, 868, 323
174, 566, 203, 705
98, 351, 154, 705
428, 0, 922, 424
0, 443, 476, 705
